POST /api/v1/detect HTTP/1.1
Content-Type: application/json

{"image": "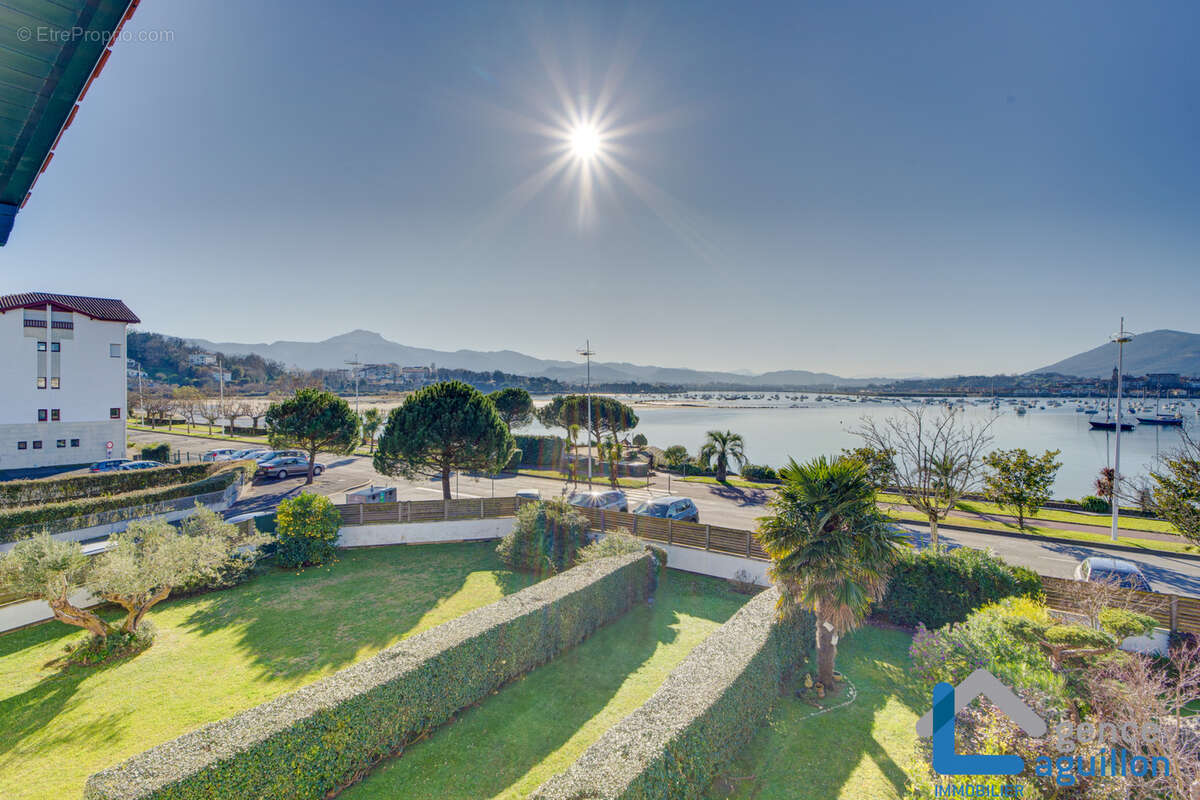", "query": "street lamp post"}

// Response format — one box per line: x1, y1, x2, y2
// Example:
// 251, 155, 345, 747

578, 341, 594, 488
345, 354, 362, 417
1110, 318, 1134, 542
